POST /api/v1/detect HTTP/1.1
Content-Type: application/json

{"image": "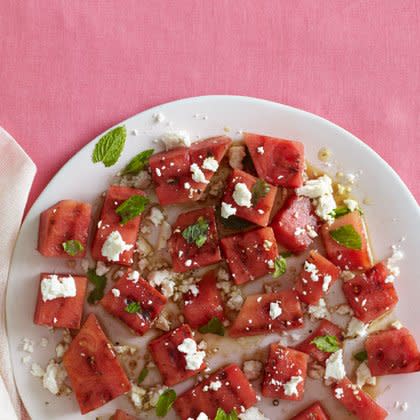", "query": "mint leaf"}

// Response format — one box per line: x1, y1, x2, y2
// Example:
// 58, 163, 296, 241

137, 367, 149, 384
329, 224, 362, 250
156, 389, 176, 417
122, 149, 154, 175
214, 408, 238, 420
281, 251, 293, 258
273, 255, 287, 278
86, 269, 107, 304
92, 126, 126, 167
198, 317, 225, 336
354, 350, 368, 362
330, 206, 351, 219
62, 239, 84, 257
125, 301, 141, 313
311, 335, 340, 353
182, 217, 209, 248
115, 195, 149, 225
251, 179, 270, 205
